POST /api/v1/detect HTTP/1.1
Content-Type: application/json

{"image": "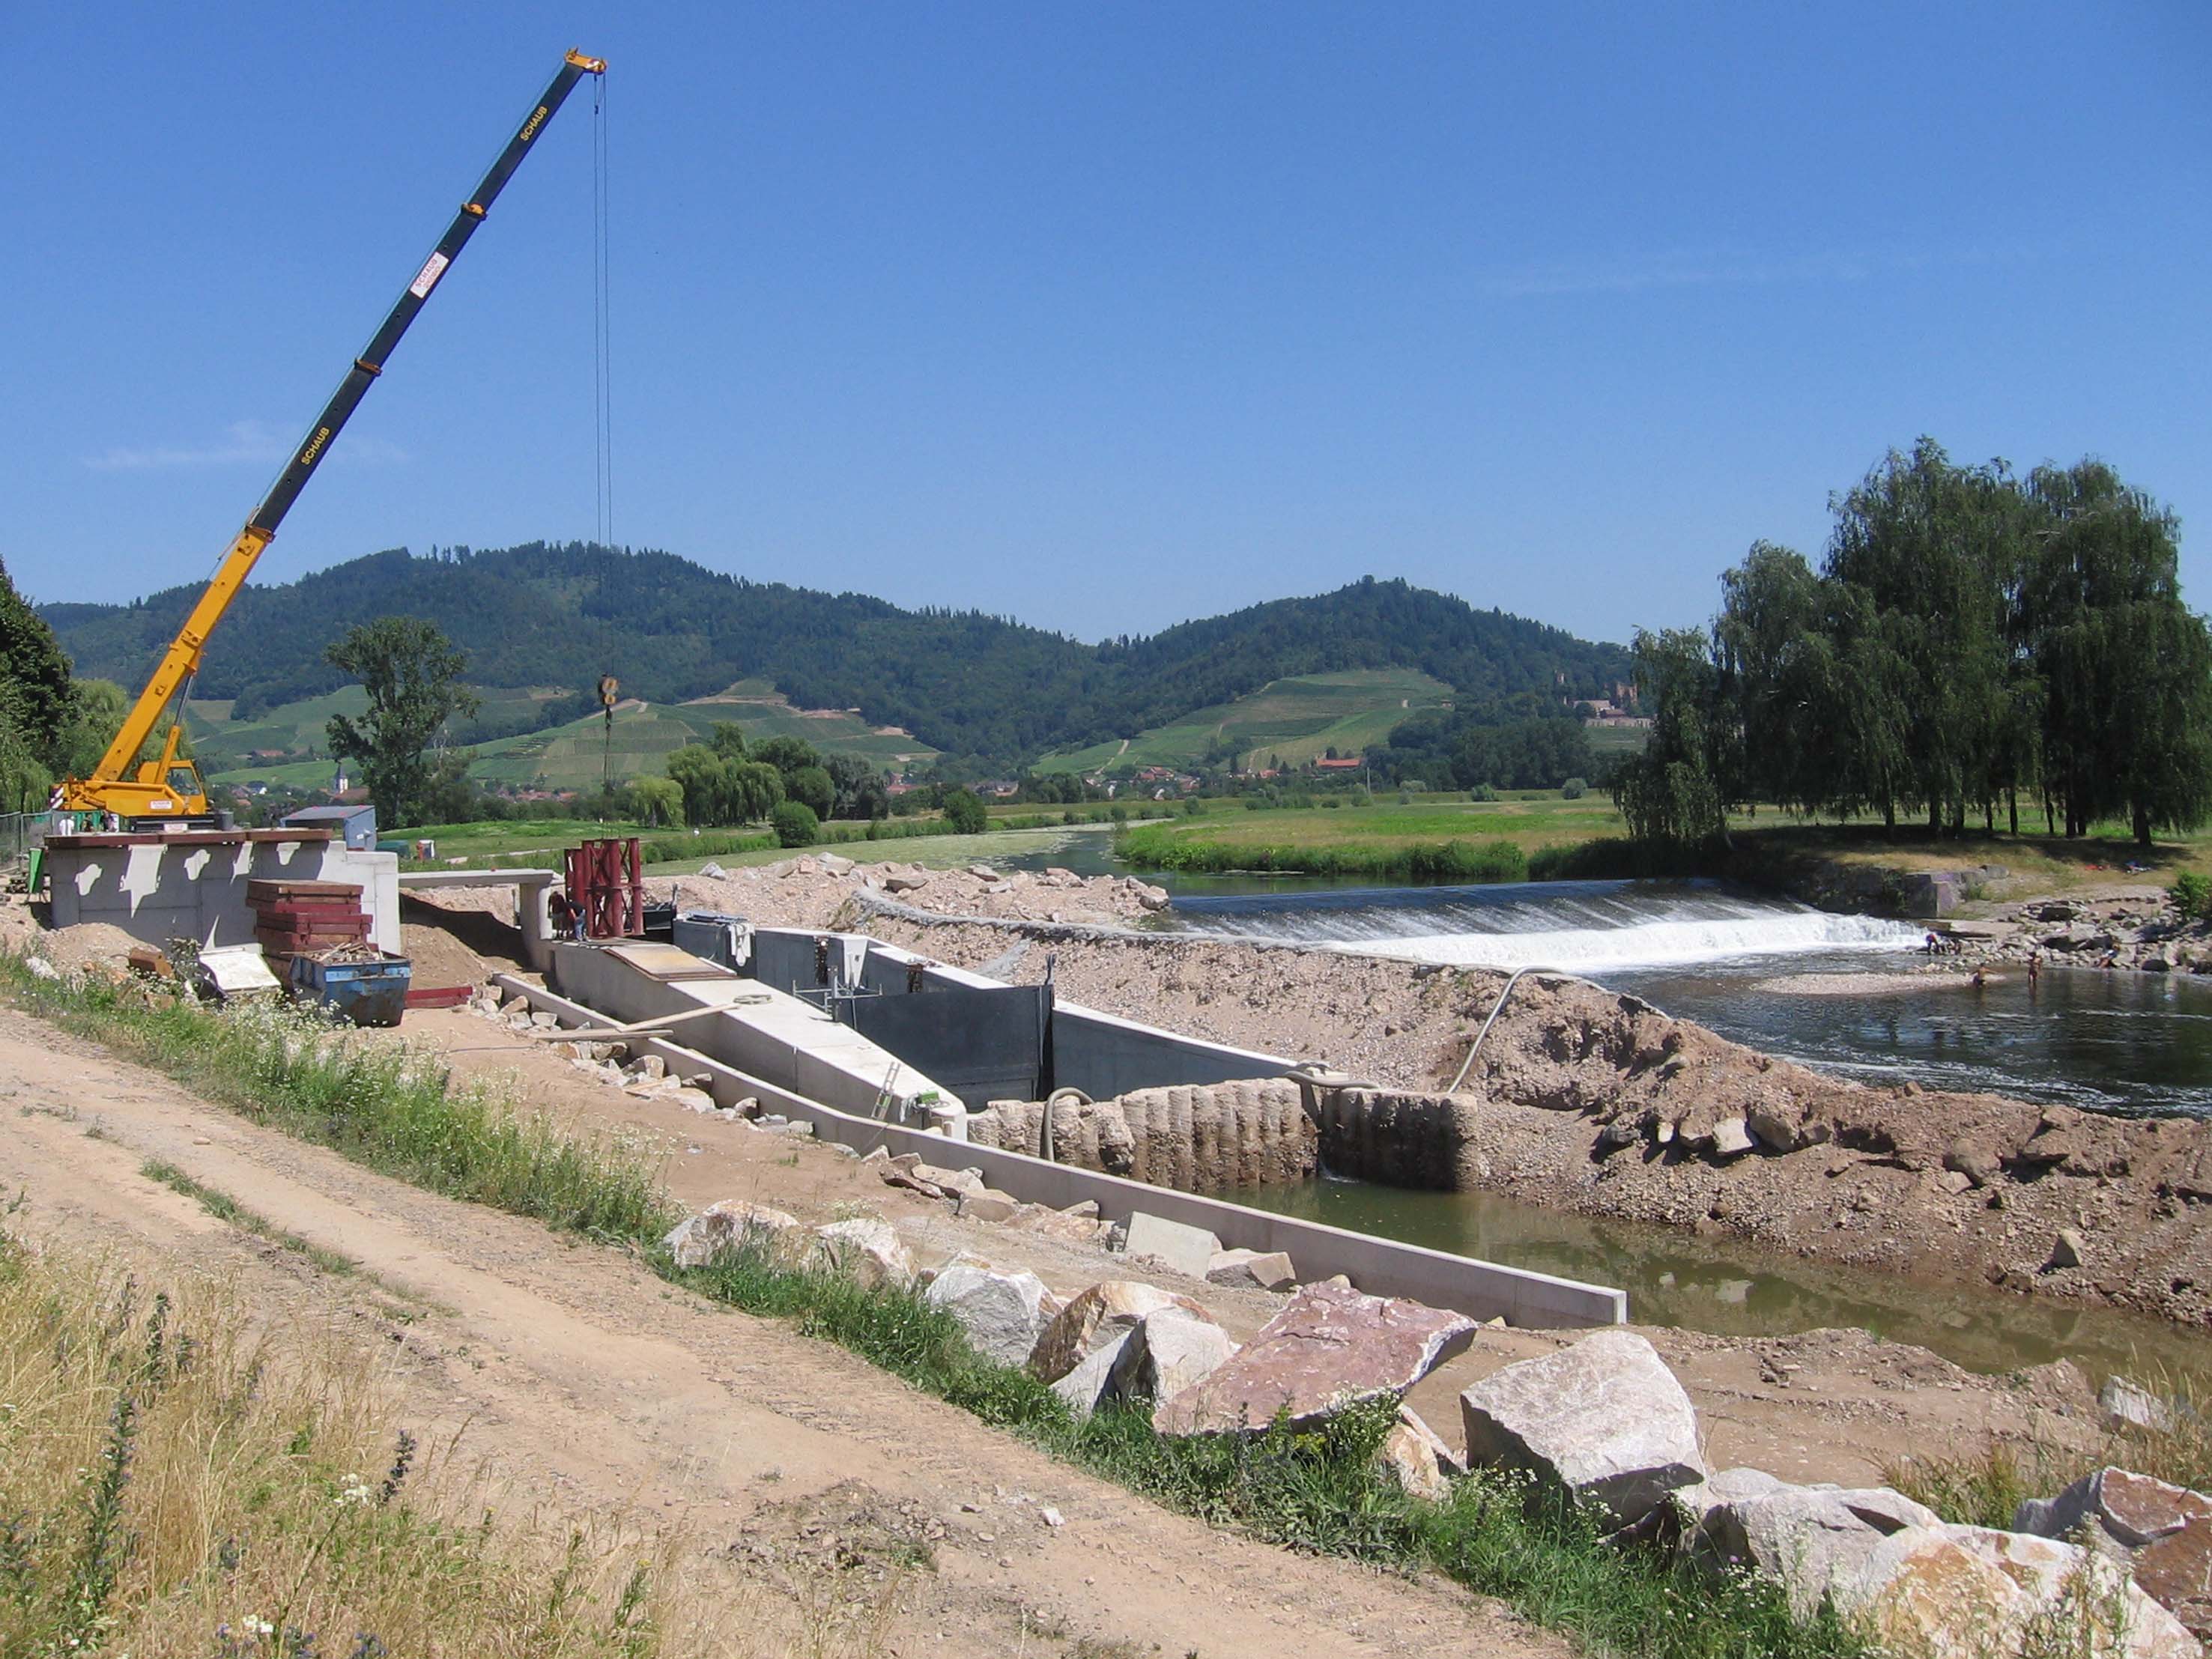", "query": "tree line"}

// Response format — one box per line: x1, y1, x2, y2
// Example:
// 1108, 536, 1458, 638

1367, 693, 1597, 792
43, 550, 1631, 766
1616, 439, 2212, 852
